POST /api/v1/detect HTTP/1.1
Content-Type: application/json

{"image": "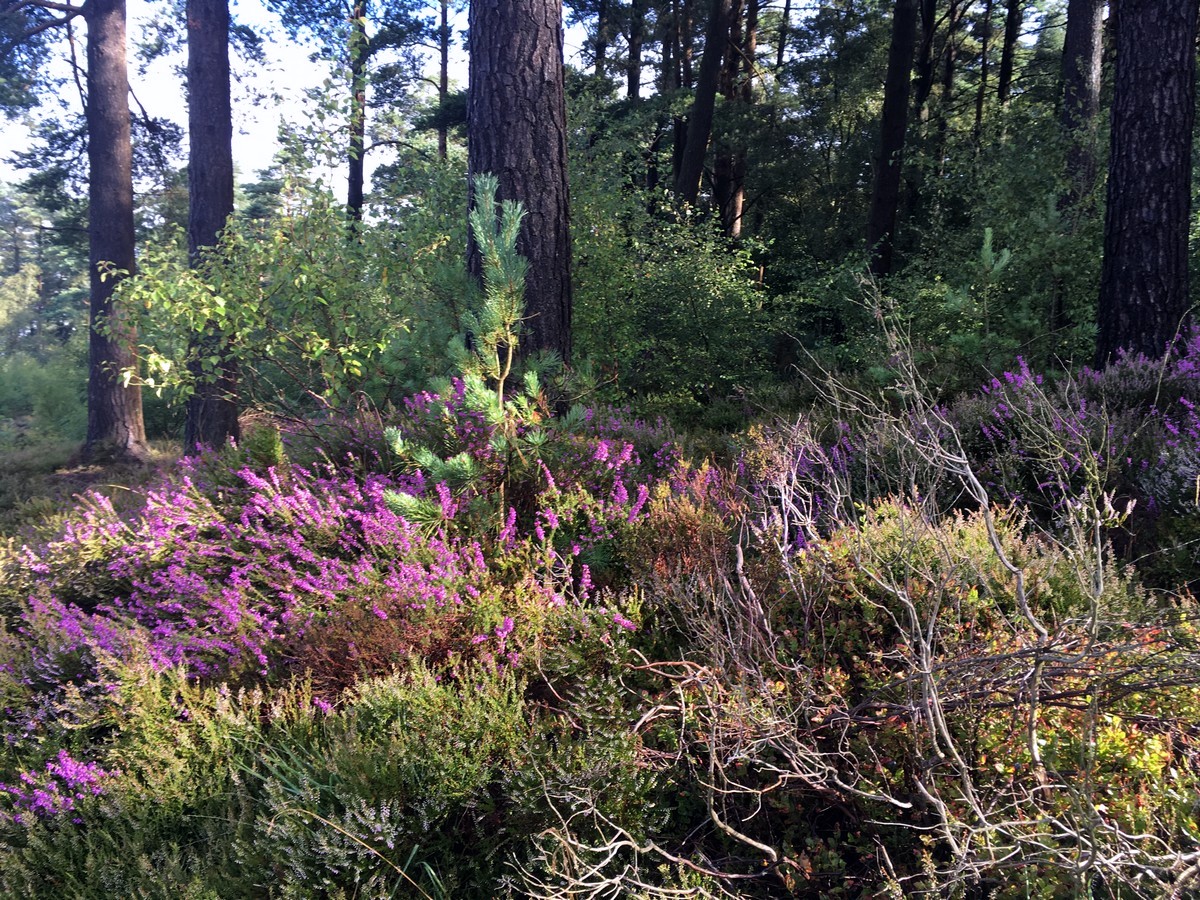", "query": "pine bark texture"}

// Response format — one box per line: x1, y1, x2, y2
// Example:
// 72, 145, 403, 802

973, 0, 992, 138
347, 0, 368, 221
438, 0, 449, 158
84, 0, 148, 462
184, 0, 239, 452
593, 0, 610, 78
675, 0, 732, 204
468, 0, 573, 361
1059, 0, 1105, 211
1097, 0, 1198, 364
997, 0, 1021, 103
913, 0, 936, 121
628, 0, 646, 100
866, 0, 918, 277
